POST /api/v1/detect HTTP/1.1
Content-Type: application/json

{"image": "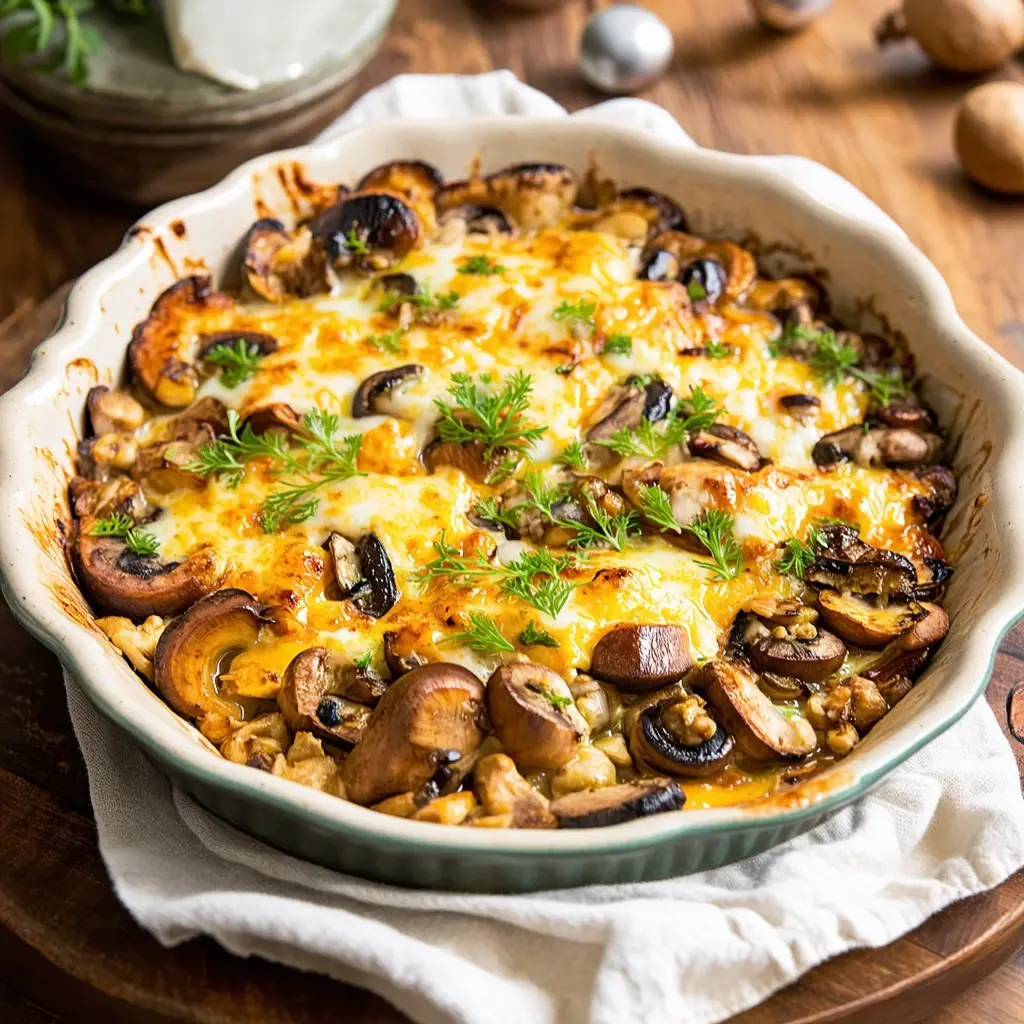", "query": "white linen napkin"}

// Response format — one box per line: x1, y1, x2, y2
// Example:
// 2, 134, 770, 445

63, 71, 1024, 1024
